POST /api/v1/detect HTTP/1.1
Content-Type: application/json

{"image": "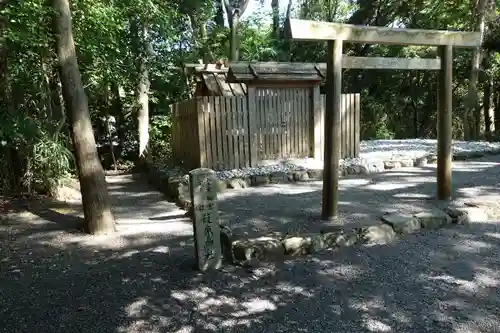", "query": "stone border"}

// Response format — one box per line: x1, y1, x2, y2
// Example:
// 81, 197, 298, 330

145, 149, 500, 212
227, 204, 489, 266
